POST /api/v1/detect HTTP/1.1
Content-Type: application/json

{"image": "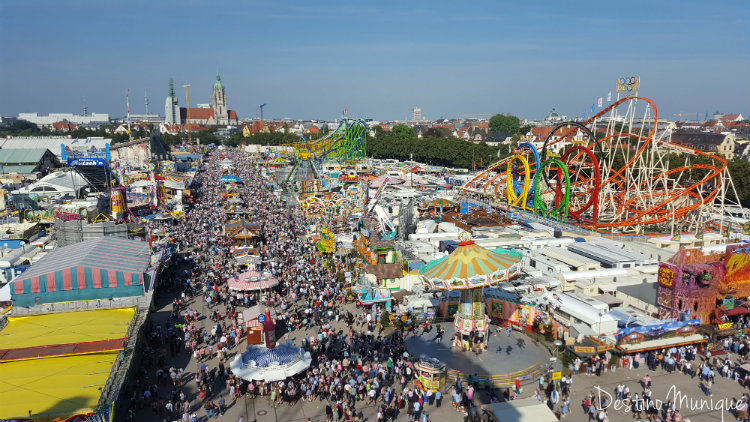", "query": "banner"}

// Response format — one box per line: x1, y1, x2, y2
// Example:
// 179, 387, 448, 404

597, 97, 603, 107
